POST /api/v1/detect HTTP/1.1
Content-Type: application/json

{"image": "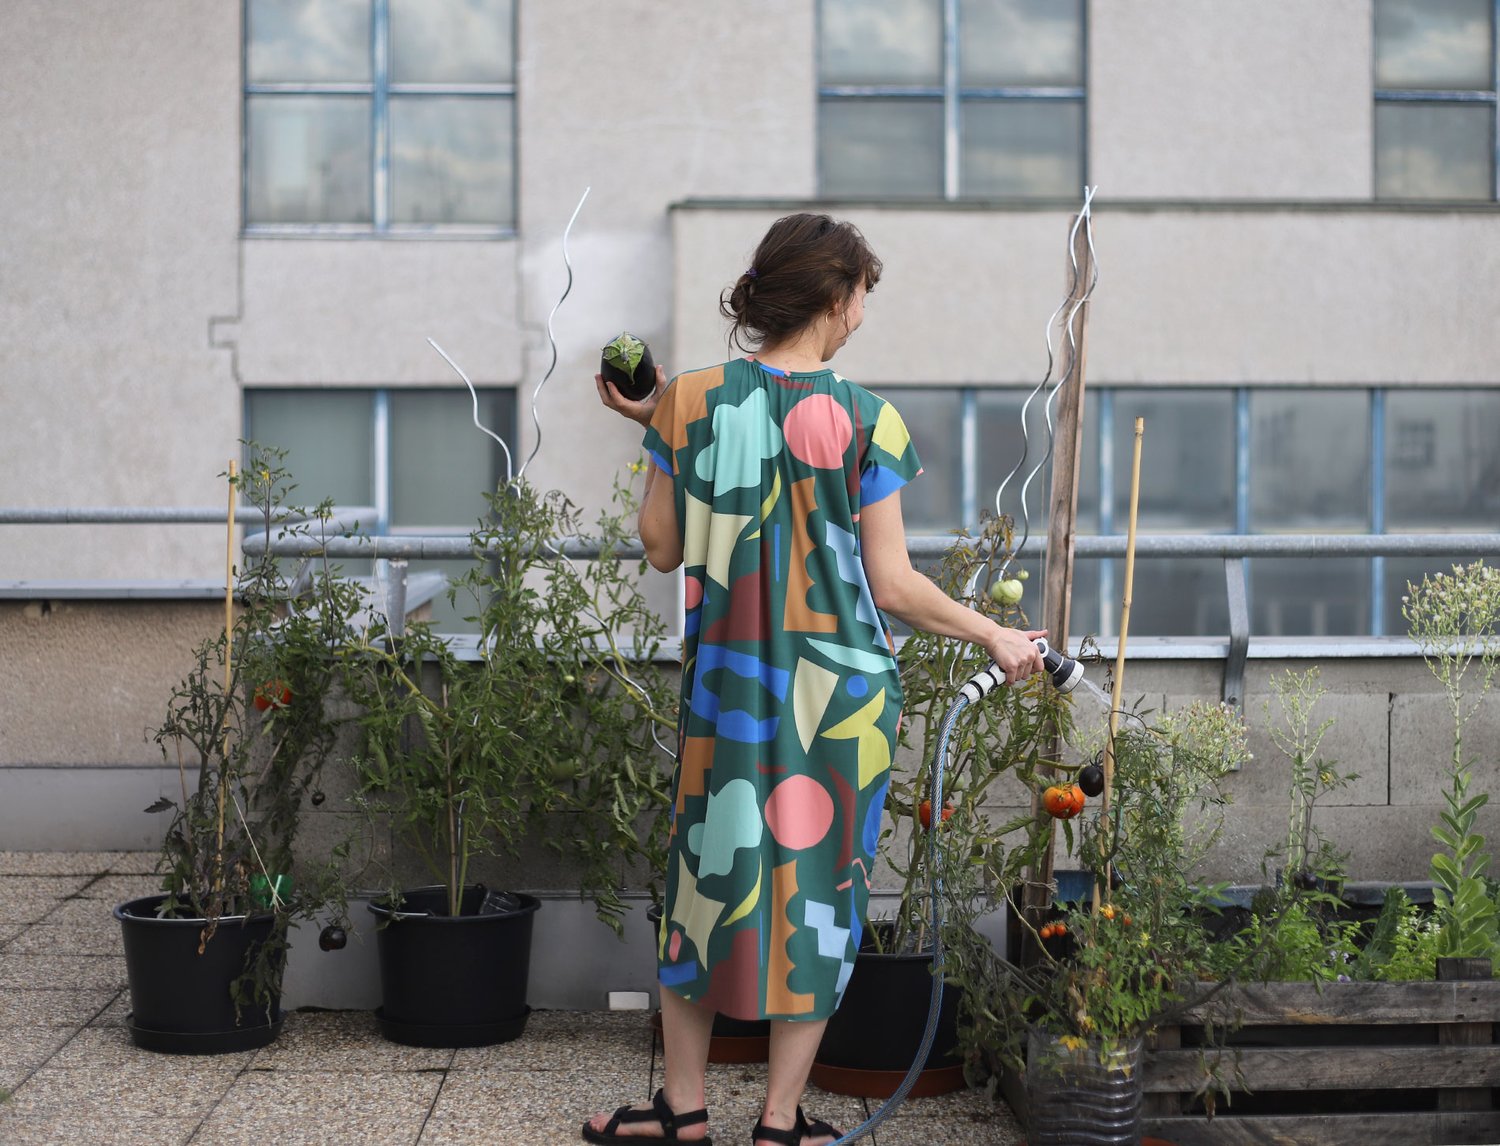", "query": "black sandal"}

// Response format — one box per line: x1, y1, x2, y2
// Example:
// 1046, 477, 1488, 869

581, 1087, 713, 1144
750, 1106, 842, 1145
